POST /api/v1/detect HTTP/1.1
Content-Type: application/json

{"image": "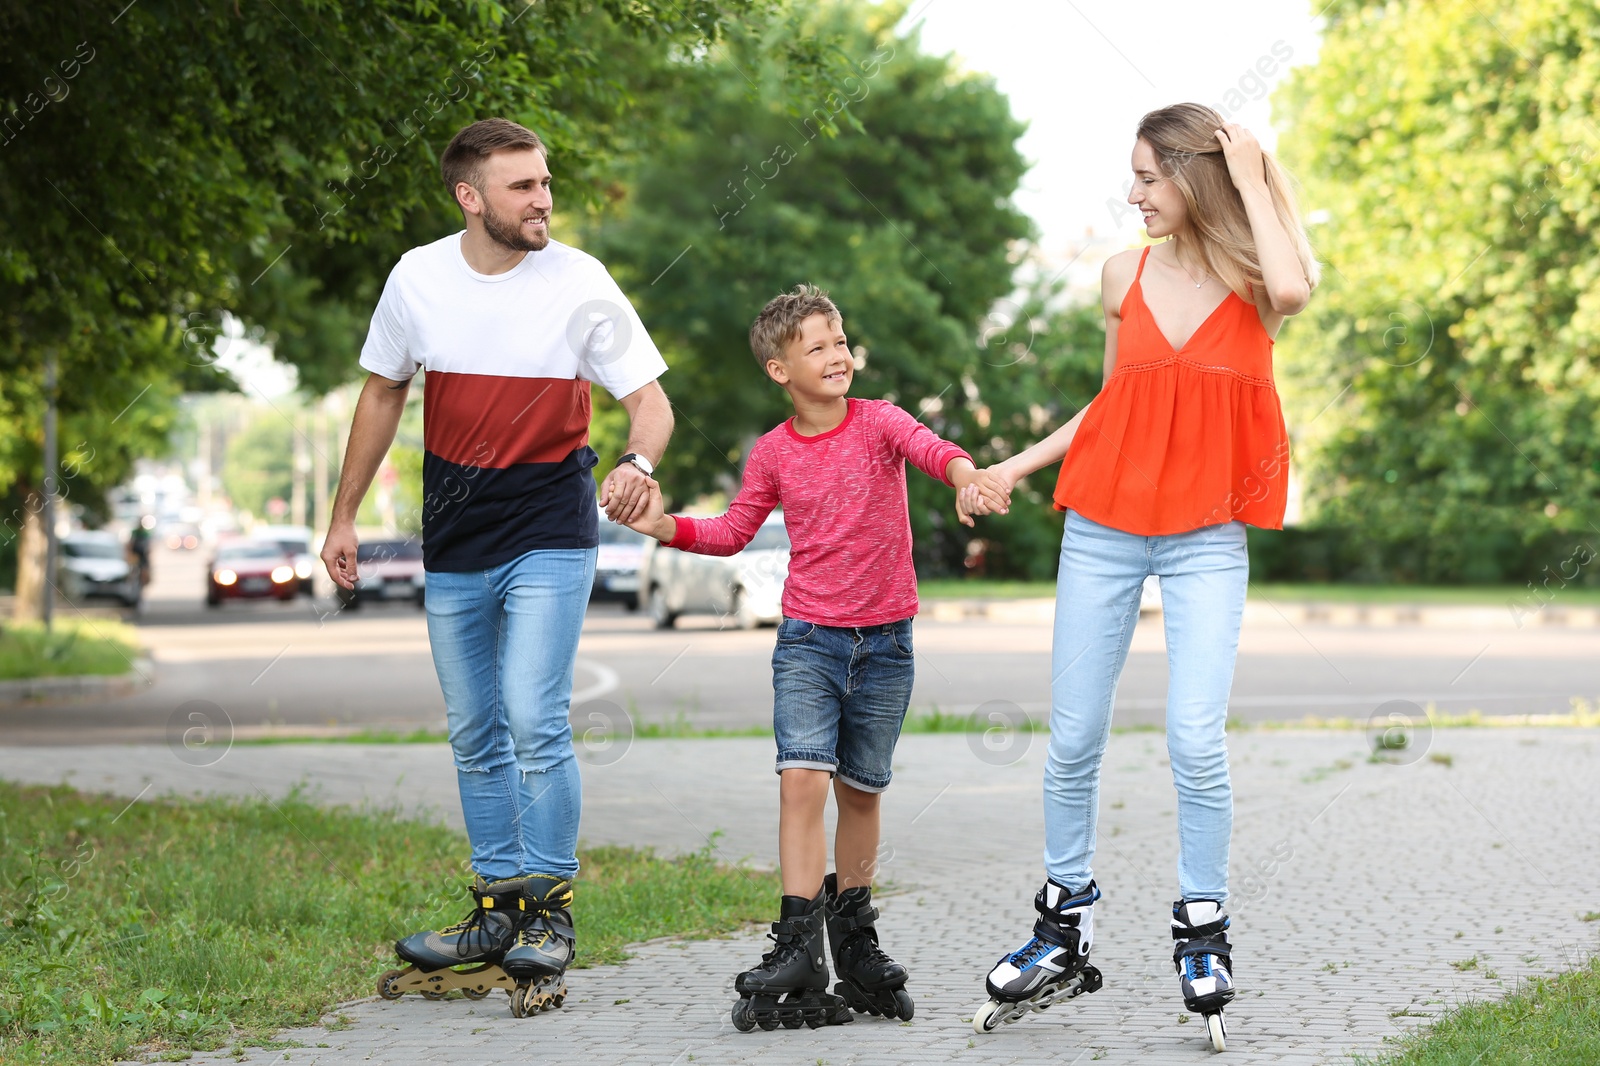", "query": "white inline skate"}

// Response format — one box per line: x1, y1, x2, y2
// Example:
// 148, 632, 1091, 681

973, 879, 1102, 1033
